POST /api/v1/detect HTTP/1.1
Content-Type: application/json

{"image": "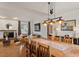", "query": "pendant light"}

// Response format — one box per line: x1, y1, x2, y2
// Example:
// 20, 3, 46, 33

43, 21, 47, 26
43, 2, 64, 26
56, 16, 64, 24
48, 19, 55, 25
